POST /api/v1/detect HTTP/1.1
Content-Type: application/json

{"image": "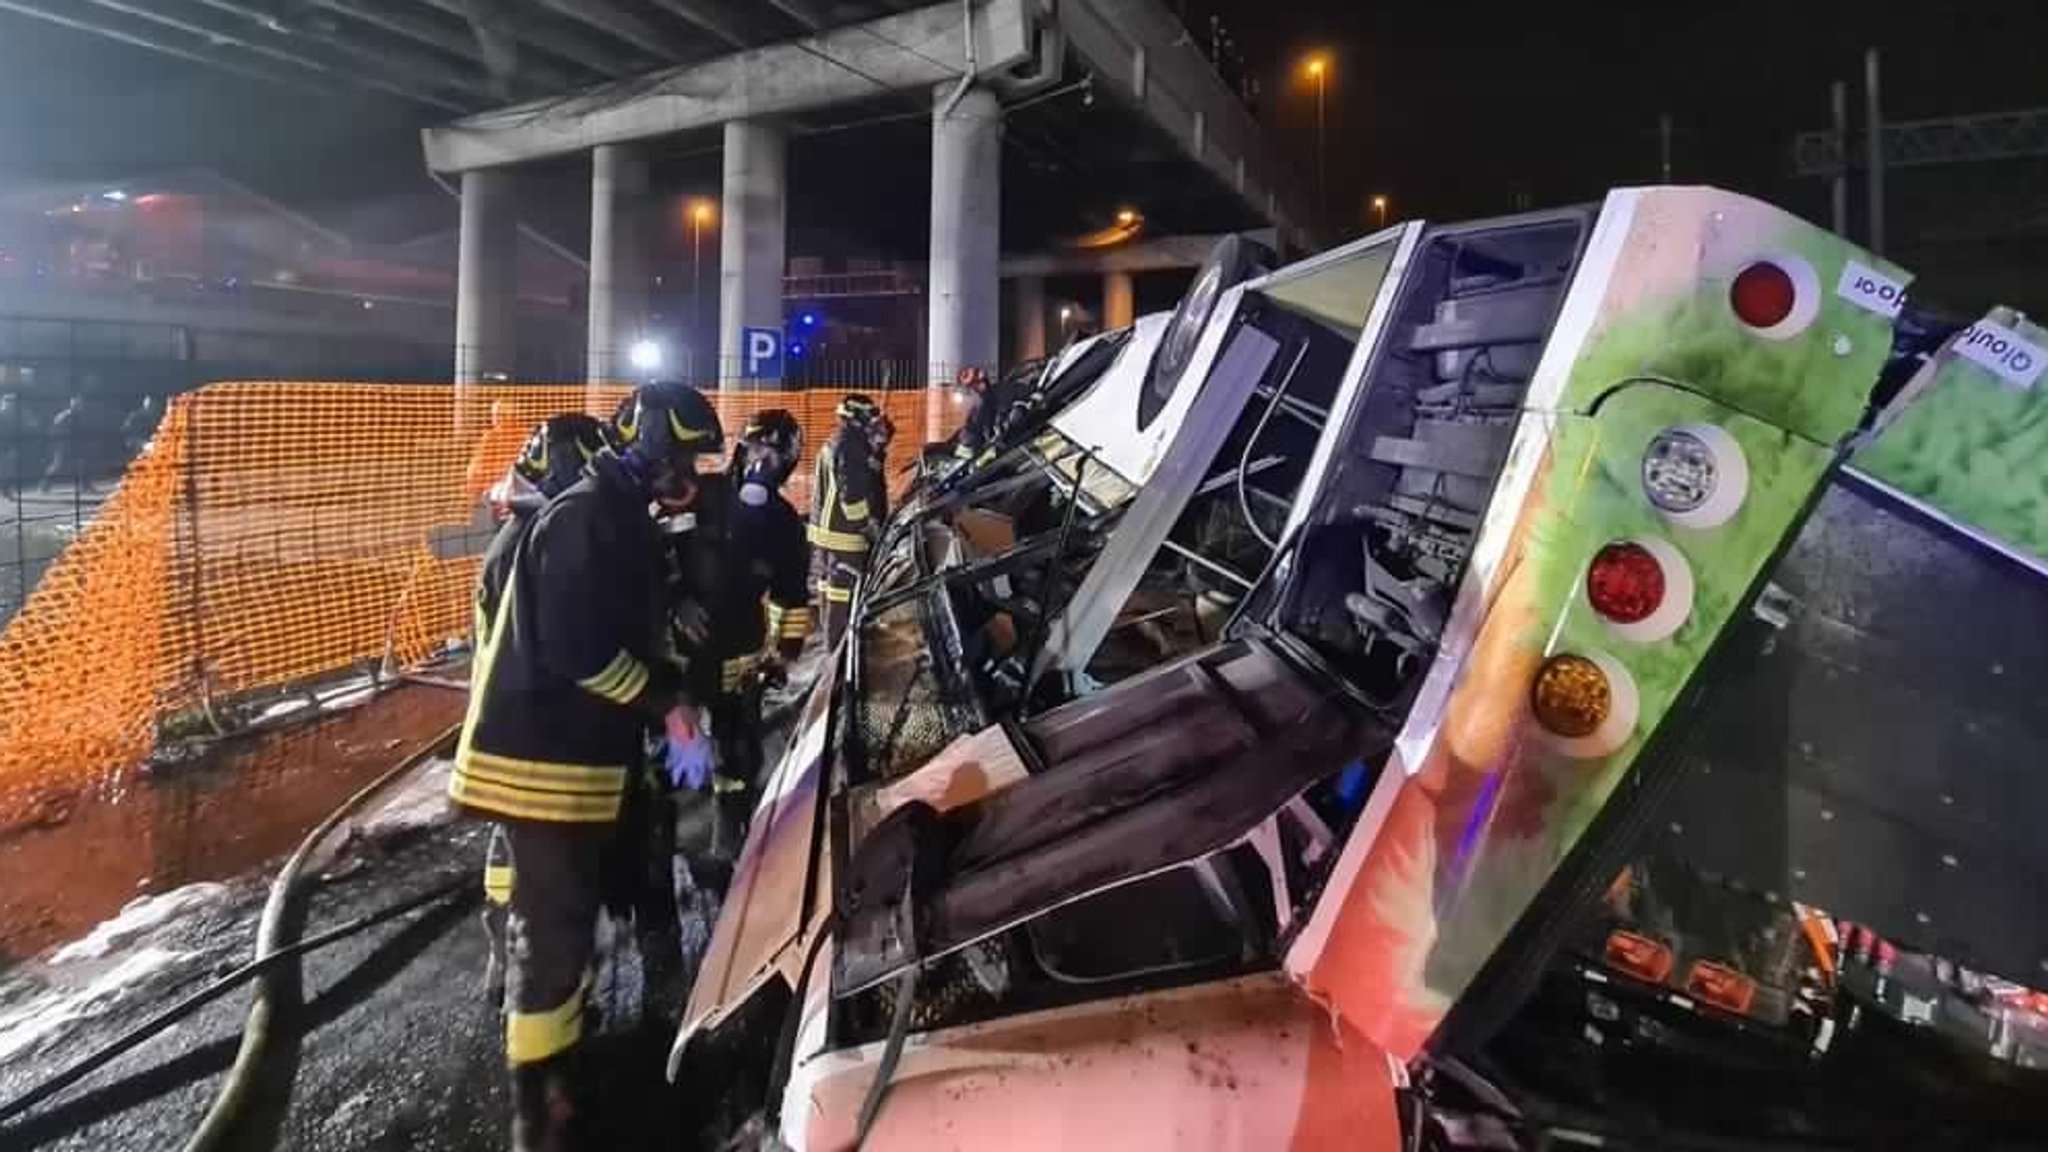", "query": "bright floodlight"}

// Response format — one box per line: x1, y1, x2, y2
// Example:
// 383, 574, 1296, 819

629, 338, 663, 372
101, 189, 128, 202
